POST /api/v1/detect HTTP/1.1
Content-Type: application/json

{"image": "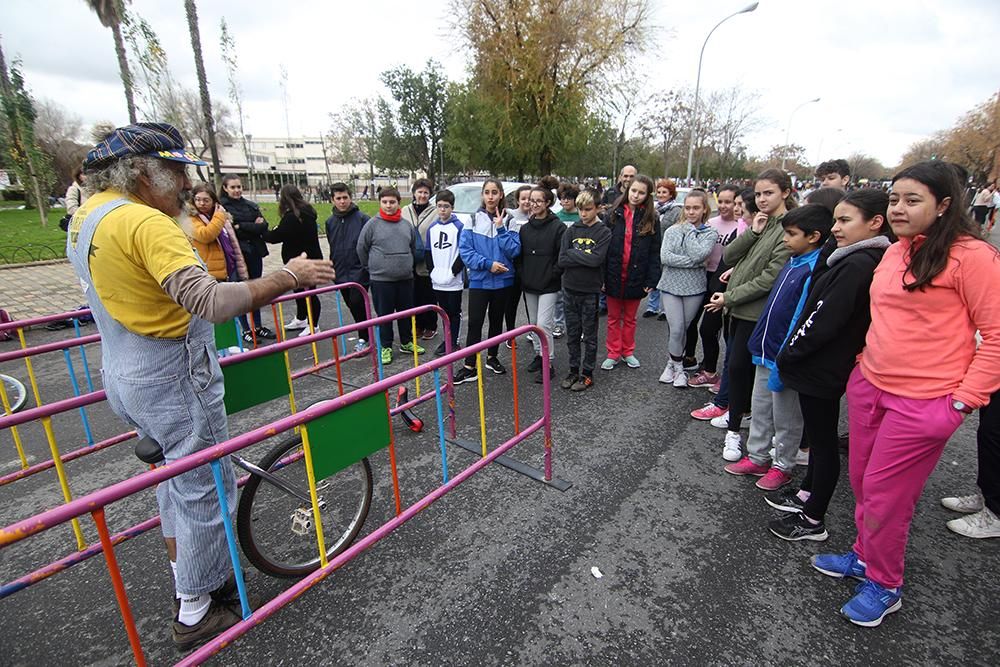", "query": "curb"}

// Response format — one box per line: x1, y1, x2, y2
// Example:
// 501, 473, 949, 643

0, 258, 70, 270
